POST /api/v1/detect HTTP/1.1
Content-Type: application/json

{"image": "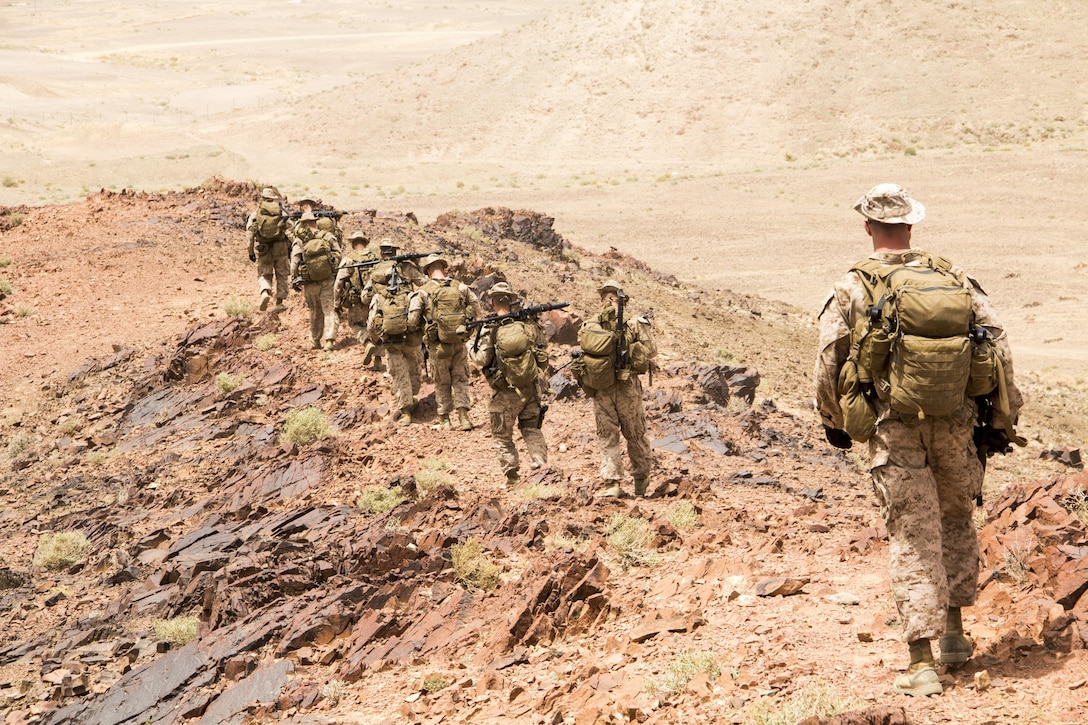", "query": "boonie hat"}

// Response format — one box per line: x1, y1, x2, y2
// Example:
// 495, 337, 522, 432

379, 237, 398, 250
486, 281, 517, 301
296, 196, 318, 207
348, 231, 369, 244
422, 255, 449, 272
854, 183, 925, 225
299, 211, 317, 222
260, 187, 278, 200
598, 279, 626, 297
